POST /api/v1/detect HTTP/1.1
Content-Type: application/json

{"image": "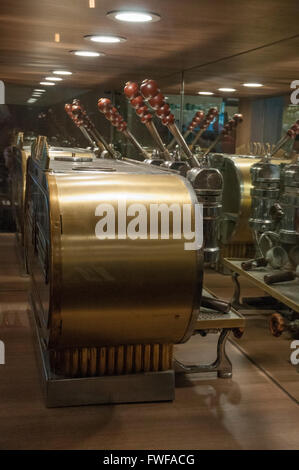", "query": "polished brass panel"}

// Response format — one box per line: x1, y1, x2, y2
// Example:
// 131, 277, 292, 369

46, 171, 200, 349
25, 153, 202, 377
